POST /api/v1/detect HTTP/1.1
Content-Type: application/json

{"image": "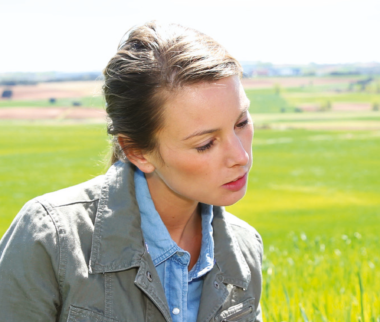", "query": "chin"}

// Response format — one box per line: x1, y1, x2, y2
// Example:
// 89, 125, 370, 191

212, 189, 247, 207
